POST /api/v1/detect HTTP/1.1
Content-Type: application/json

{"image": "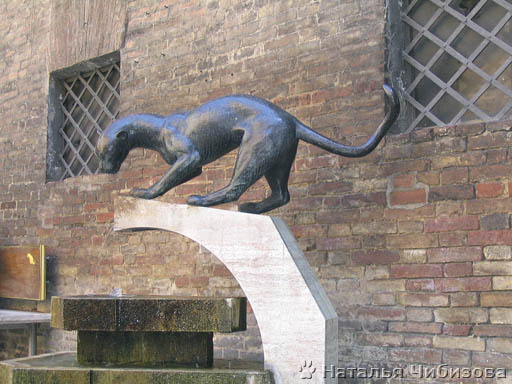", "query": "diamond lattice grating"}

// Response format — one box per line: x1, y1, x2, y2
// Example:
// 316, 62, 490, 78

402, 0, 512, 130
58, 63, 120, 180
